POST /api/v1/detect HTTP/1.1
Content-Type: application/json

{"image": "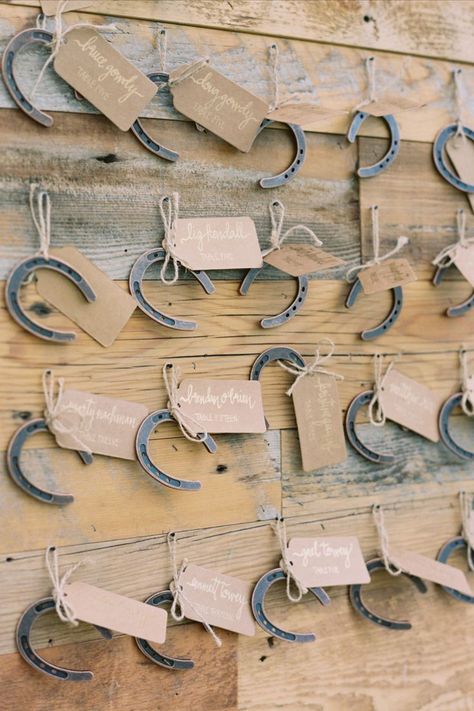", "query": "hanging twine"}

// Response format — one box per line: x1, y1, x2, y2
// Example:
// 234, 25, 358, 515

272, 517, 307, 602
346, 205, 409, 282
278, 338, 344, 397
453, 69, 467, 141
268, 43, 280, 111
158, 193, 192, 285
460, 347, 474, 417
432, 209, 474, 268
162, 362, 208, 443
156, 26, 167, 72
31, 1, 118, 98
30, 184, 51, 259
372, 505, 402, 576
368, 353, 395, 427
45, 546, 86, 625
168, 58, 210, 87
353, 56, 377, 112
167, 532, 222, 647
42, 369, 92, 454
460, 492, 474, 572
261, 199, 323, 258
